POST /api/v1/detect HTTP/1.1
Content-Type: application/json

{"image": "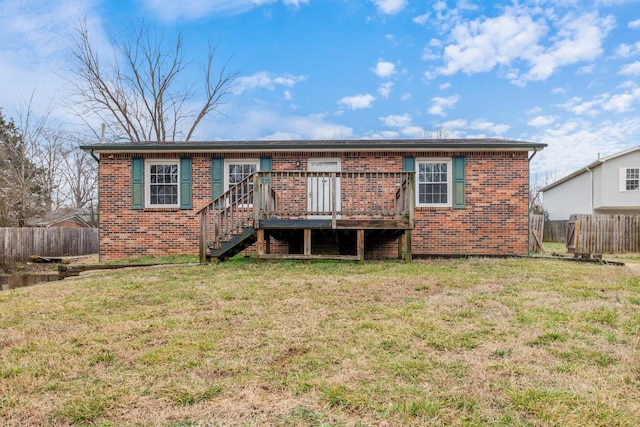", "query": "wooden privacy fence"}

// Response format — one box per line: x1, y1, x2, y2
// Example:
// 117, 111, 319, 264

572, 214, 640, 254
543, 220, 569, 243
0, 227, 99, 263
529, 215, 545, 253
